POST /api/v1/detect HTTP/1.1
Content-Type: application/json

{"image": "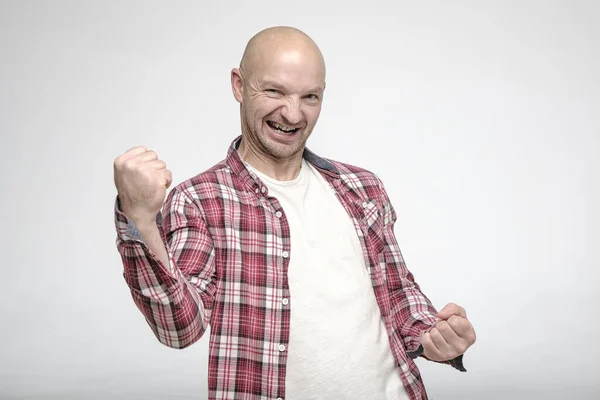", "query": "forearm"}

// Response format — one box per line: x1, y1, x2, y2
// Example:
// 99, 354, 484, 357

387, 264, 467, 372
133, 220, 171, 272
372, 178, 469, 371
376, 185, 438, 350
118, 237, 210, 349
389, 276, 438, 350
115, 194, 214, 348
381, 225, 437, 348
